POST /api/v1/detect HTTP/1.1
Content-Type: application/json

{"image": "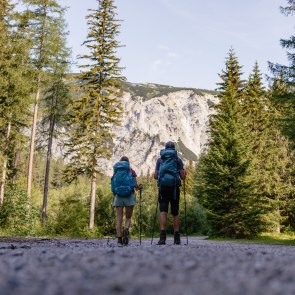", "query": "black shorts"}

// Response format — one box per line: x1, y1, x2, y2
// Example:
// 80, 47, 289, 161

158, 186, 180, 216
